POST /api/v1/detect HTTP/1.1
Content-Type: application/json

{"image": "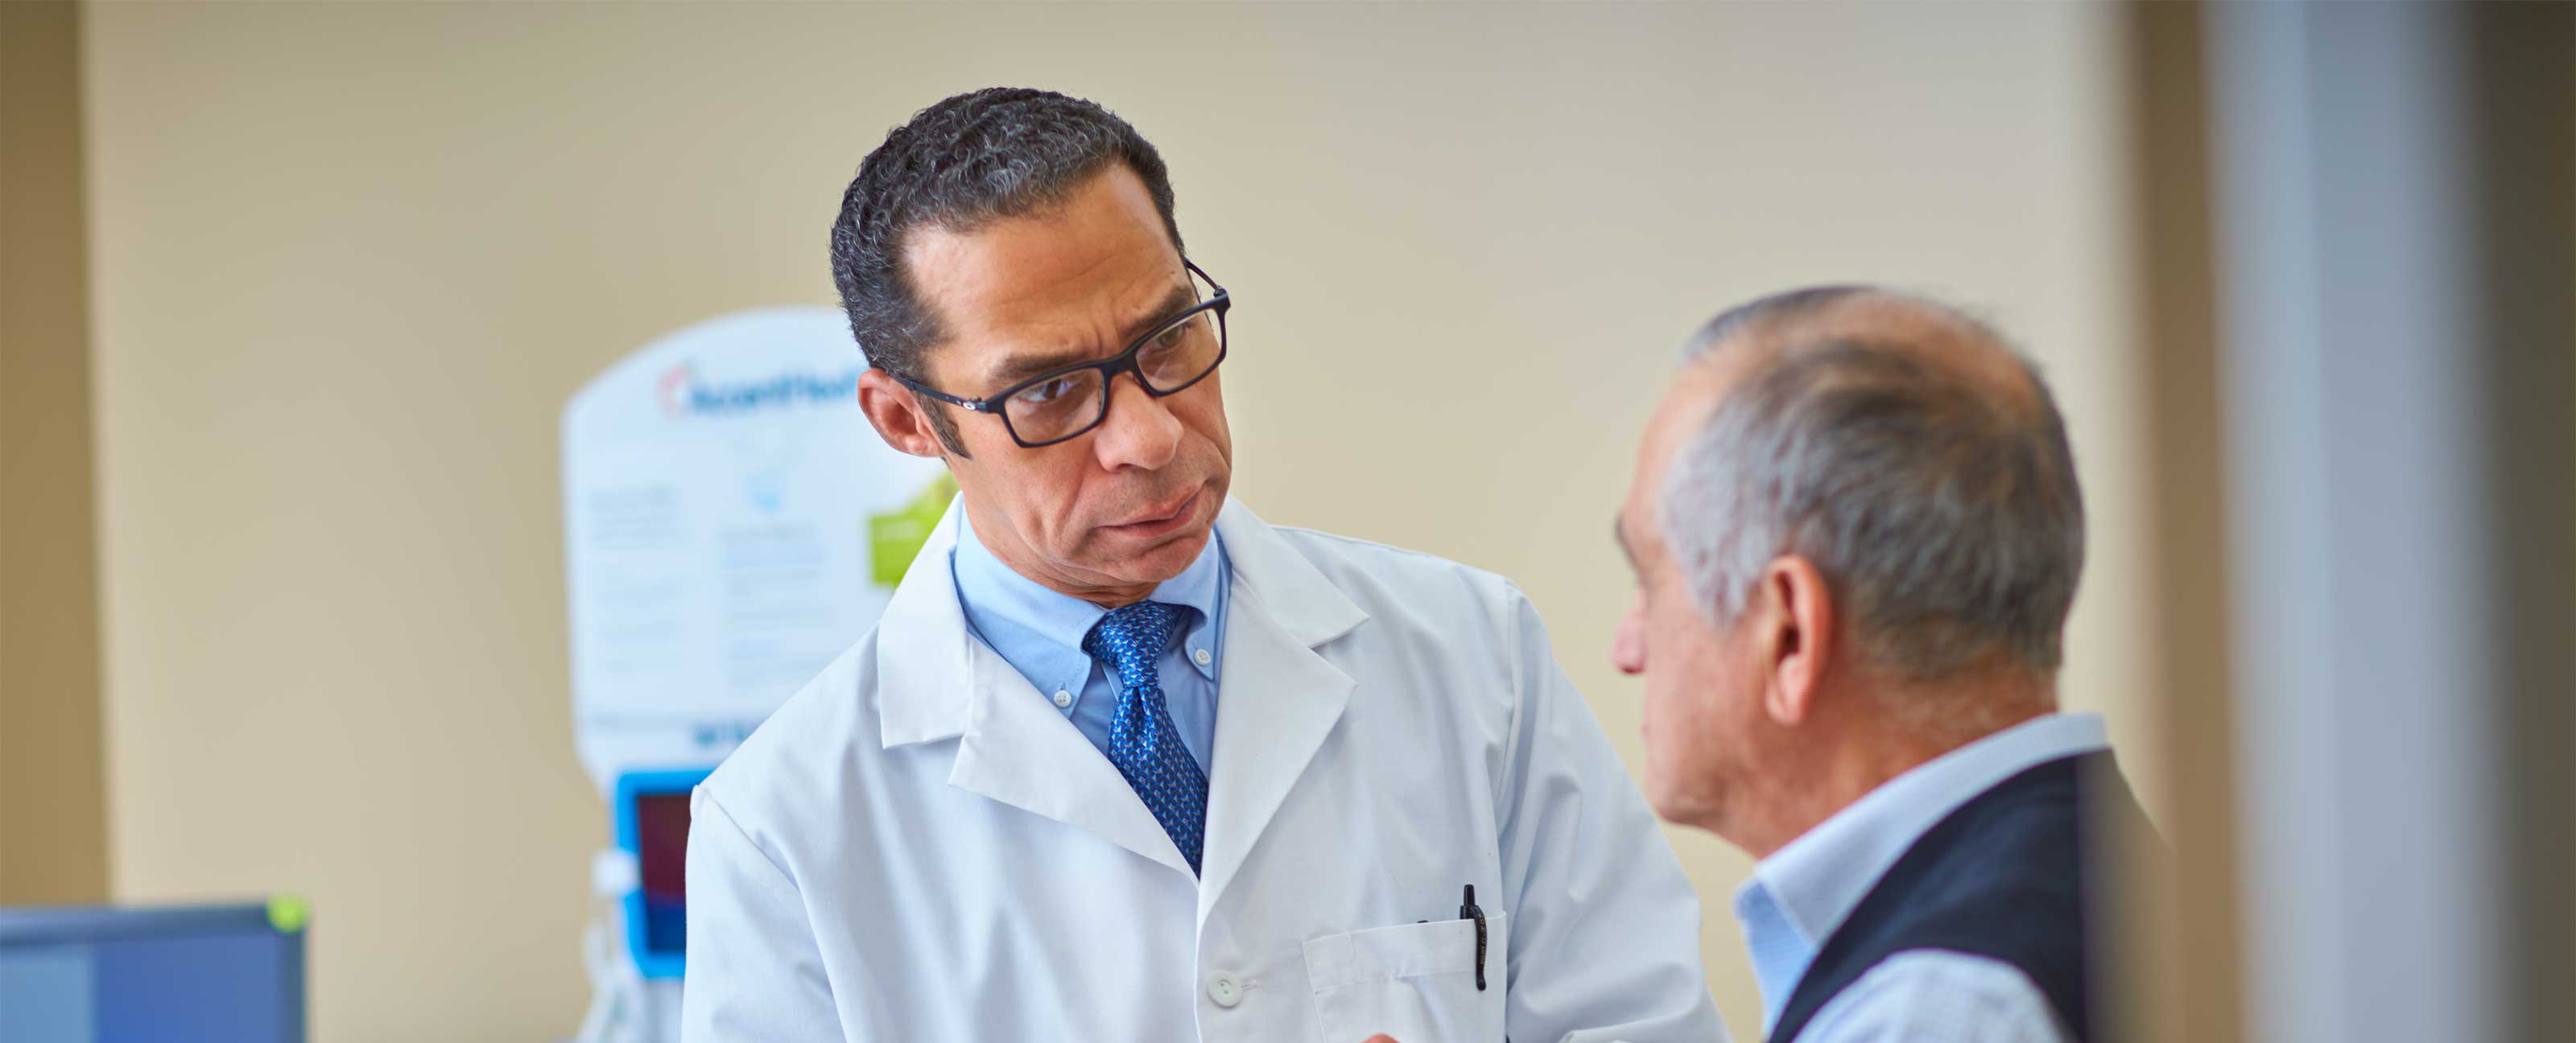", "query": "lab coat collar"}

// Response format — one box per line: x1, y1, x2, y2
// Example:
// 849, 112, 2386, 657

872, 493, 1370, 886
1205, 495, 1367, 649
875, 495, 1363, 744
873, 495, 976, 748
